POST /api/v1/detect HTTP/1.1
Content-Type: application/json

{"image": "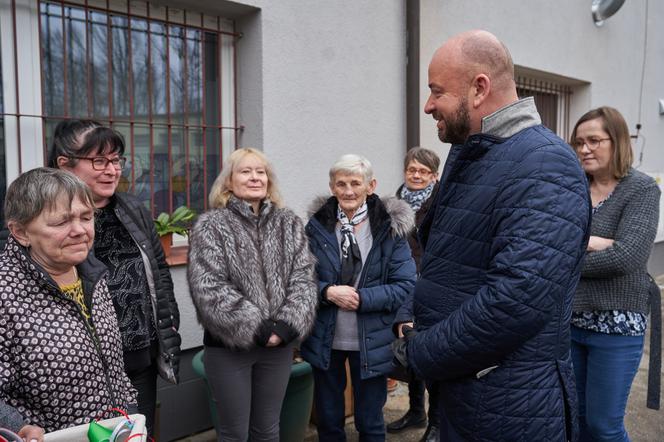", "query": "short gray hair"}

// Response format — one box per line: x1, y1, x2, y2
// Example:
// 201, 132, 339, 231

4, 168, 95, 226
329, 154, 374, 185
